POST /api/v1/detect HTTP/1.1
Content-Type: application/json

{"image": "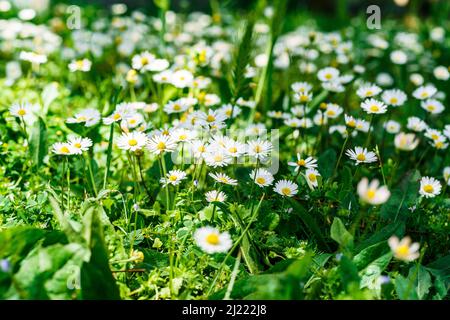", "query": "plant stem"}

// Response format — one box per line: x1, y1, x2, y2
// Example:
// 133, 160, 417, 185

86, 154, 97, 196
224, 251, 241, 300
103, 123, 115, 189
332, 133, 349, 180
